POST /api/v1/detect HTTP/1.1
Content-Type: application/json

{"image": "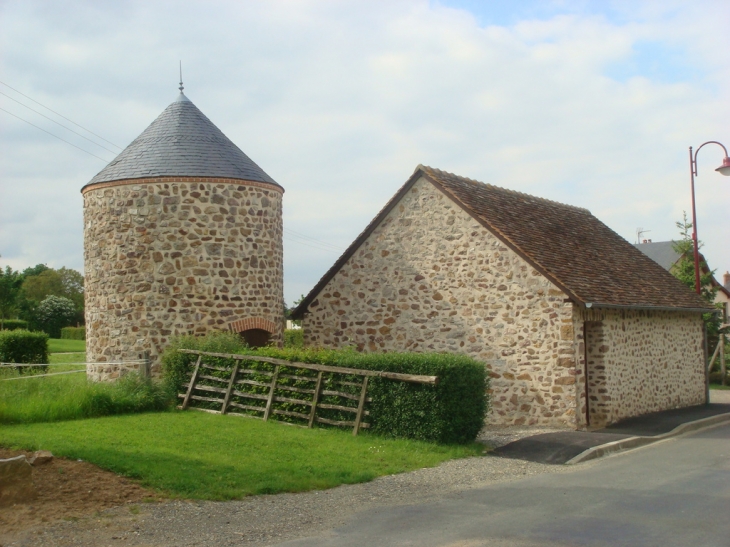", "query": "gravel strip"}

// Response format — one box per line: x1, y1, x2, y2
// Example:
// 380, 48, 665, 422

5, 428, 572, 547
